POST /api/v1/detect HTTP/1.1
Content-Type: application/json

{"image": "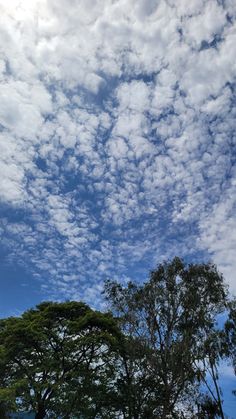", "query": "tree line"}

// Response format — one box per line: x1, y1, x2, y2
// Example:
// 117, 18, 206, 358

0, 258, 236, 418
